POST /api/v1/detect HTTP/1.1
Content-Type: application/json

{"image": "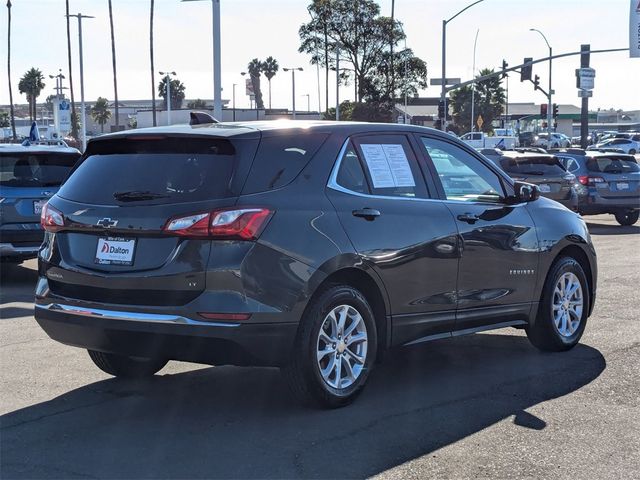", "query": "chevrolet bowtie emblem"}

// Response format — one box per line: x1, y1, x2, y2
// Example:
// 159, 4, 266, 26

96, 218, 118, 228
